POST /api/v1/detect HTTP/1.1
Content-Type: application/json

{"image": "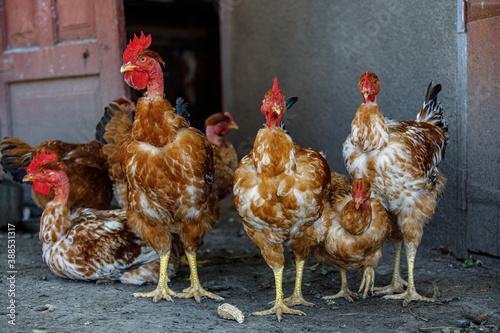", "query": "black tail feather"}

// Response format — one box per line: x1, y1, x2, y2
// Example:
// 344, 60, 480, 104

95, 103, 123, 147
416, 82, 447, 134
